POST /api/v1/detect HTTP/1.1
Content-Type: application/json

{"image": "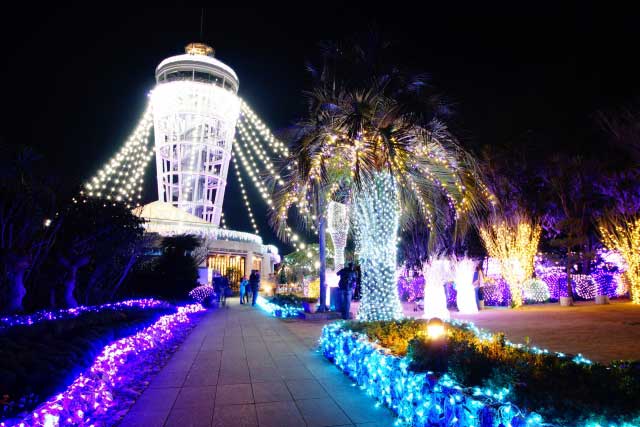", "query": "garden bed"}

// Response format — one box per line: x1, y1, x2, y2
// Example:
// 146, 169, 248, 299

0, 299, 194, 424
256, 294, 315, 318
320, 319, 640, 426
